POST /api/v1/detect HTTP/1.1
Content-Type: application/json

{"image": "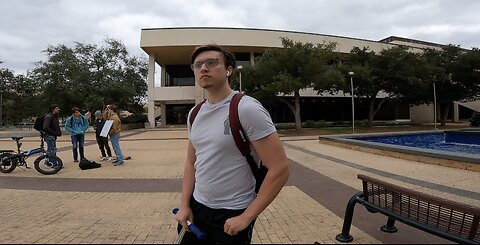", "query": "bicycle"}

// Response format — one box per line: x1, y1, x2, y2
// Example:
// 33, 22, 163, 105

0, 132, 63, 175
